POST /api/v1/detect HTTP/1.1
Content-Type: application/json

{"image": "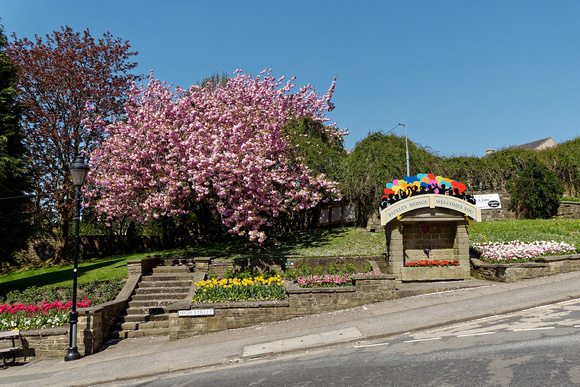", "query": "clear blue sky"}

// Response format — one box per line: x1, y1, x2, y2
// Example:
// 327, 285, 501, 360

2, 1, 579, 157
